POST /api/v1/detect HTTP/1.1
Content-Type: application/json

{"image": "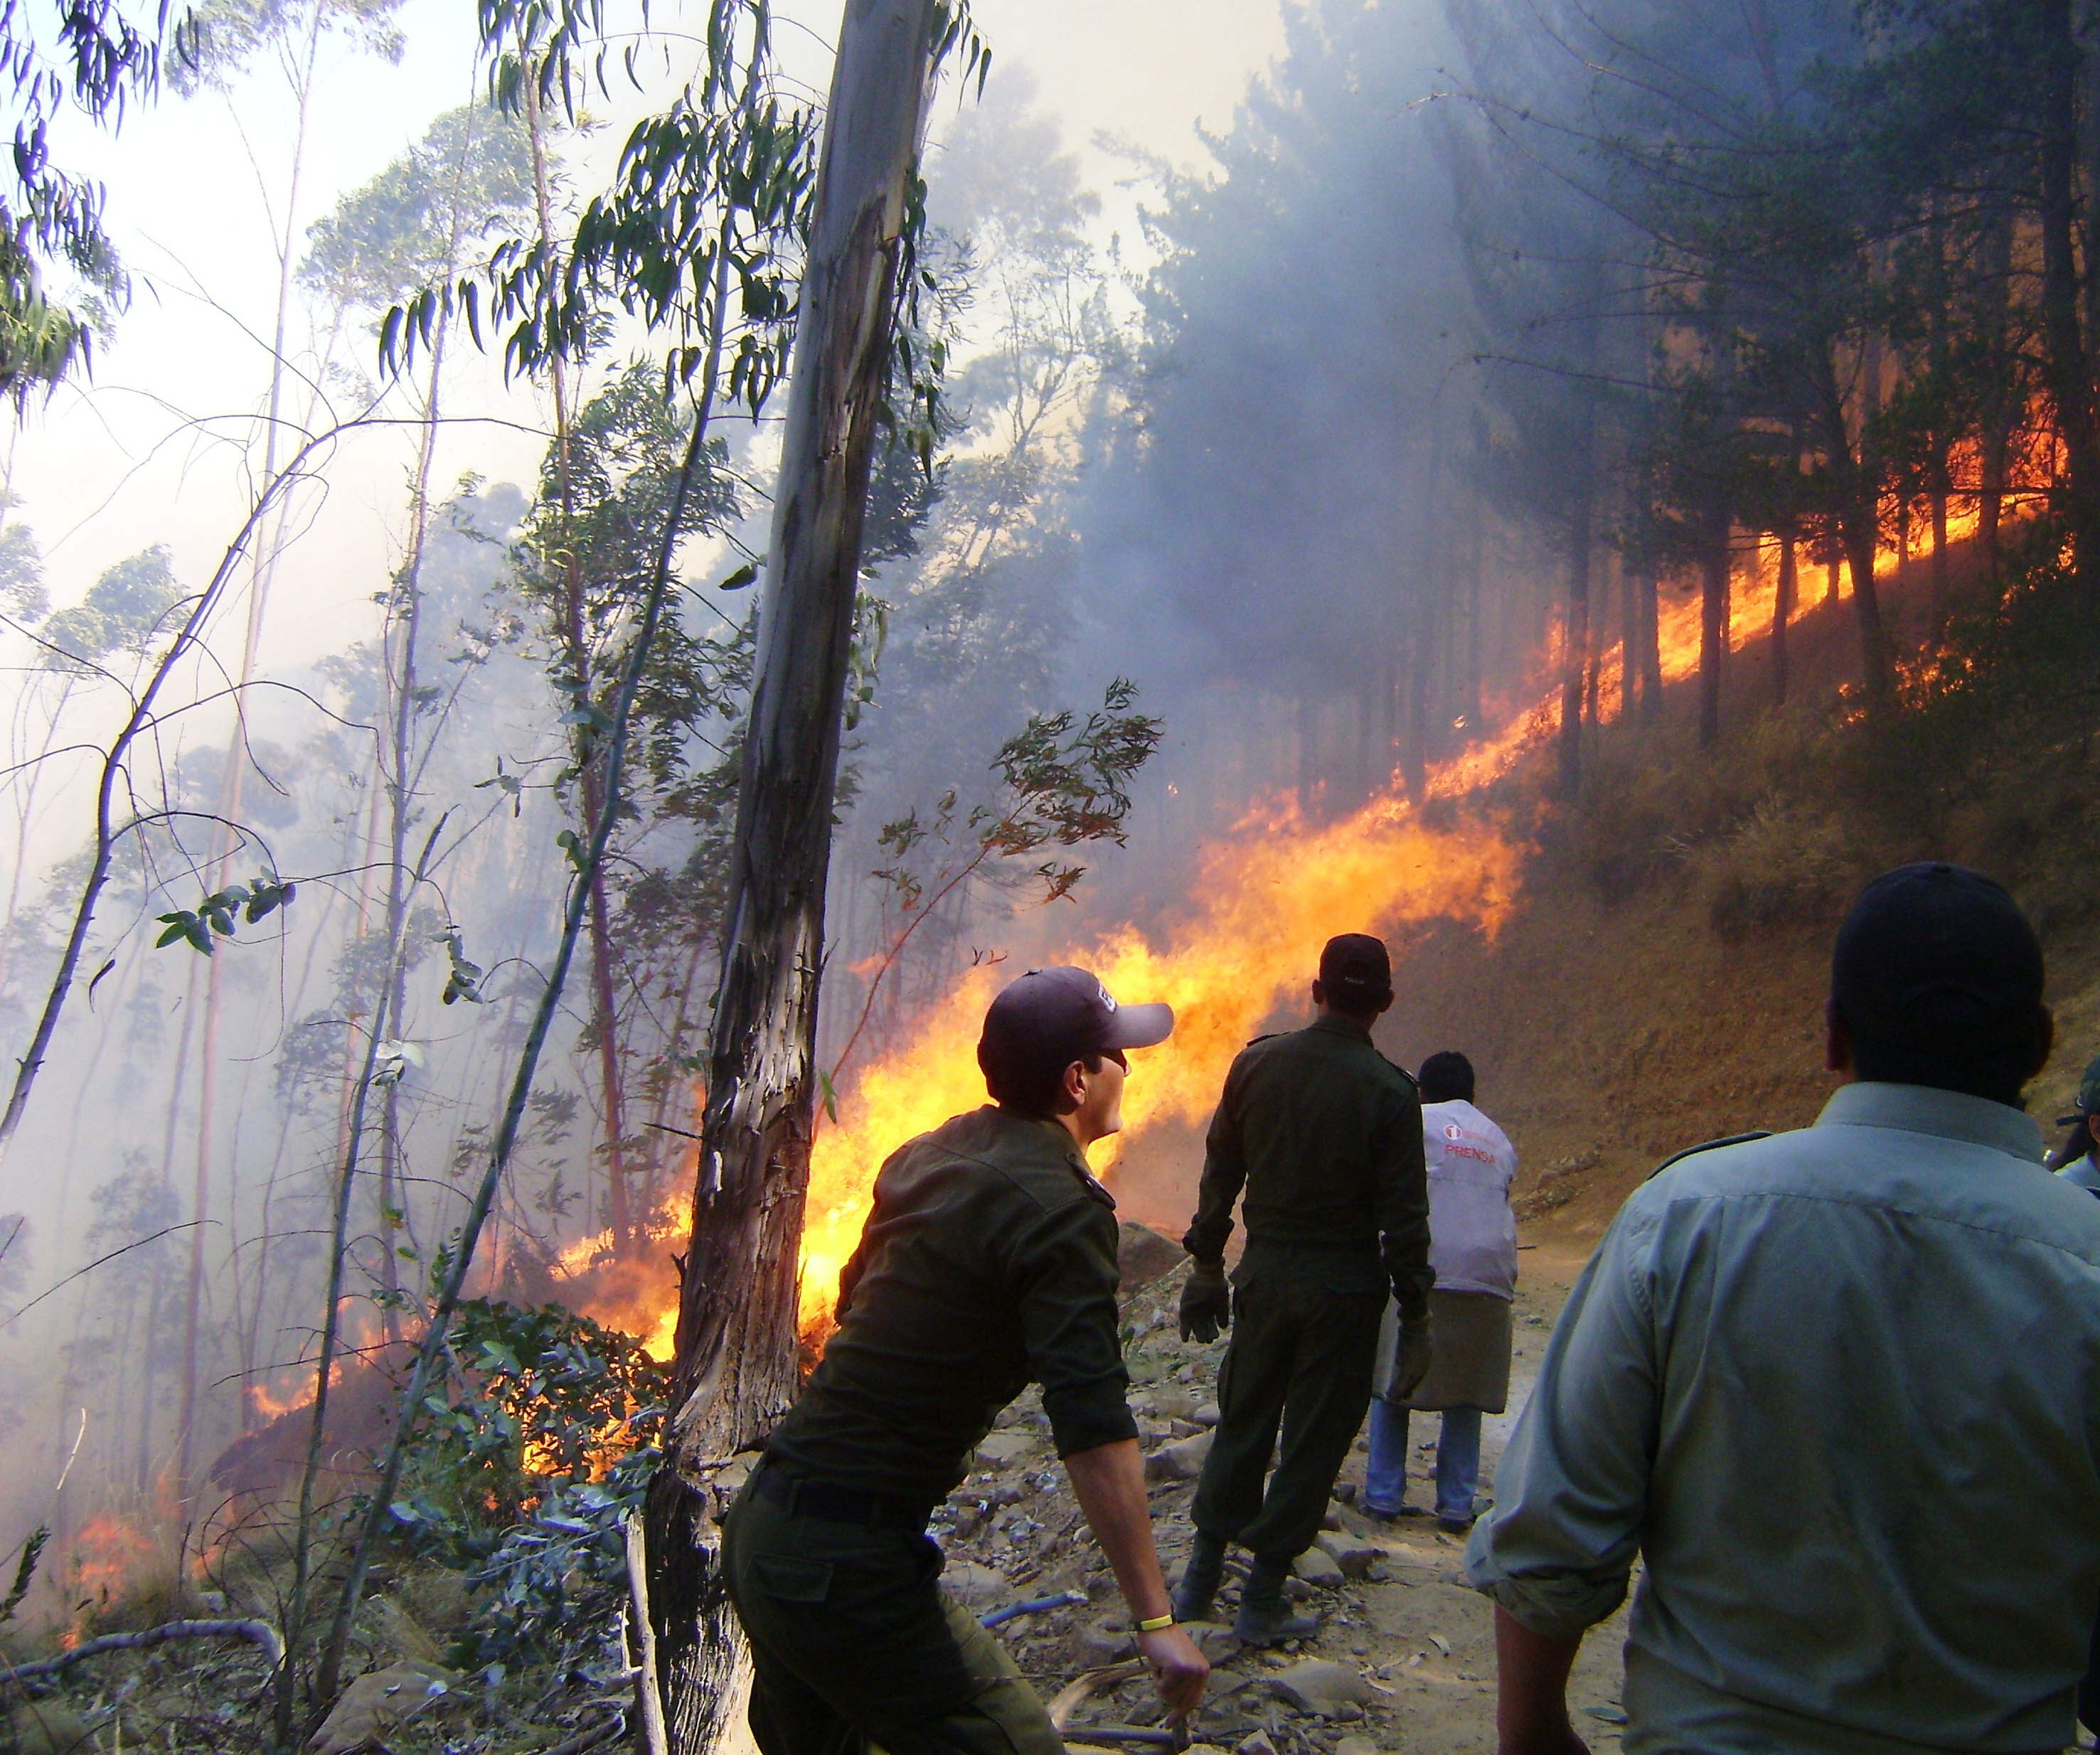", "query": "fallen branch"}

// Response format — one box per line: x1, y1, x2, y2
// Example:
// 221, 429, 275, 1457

623, 1513, 670, 1755
540, 1712, 627, 1755
0, 1617, 285, 1685
979, 1589, 1087, 1628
